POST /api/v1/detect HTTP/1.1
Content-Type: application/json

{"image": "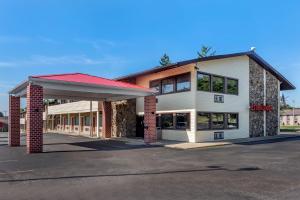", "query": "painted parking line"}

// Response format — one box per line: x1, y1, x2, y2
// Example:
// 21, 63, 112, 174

0, 170, 33, 175
0, 160, 18, 163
